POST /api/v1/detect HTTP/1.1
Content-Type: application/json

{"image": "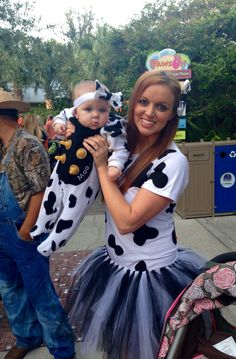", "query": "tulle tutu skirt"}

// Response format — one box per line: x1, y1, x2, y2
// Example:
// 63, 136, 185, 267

66, 246, 206, 359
